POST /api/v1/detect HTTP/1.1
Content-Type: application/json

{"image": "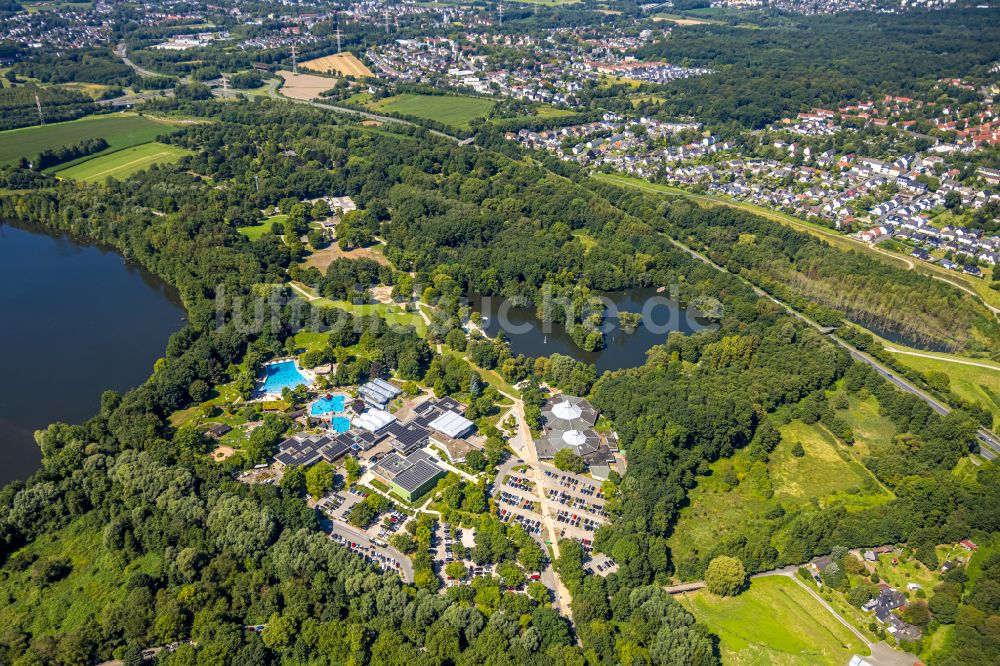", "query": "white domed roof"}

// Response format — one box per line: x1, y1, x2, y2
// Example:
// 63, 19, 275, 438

562, 430, 587, 447
552, 400, 583, 421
